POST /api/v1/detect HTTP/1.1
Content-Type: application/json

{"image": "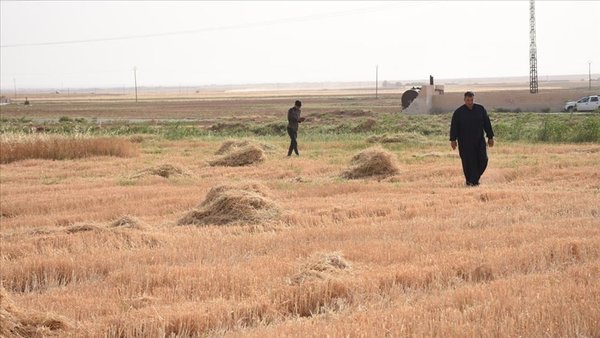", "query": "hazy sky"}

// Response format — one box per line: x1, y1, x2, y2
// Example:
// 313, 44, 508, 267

1, 1, 599, 89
